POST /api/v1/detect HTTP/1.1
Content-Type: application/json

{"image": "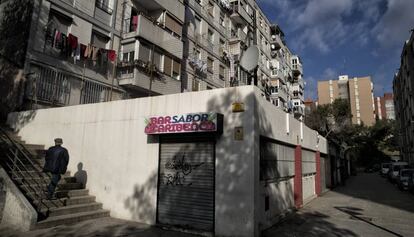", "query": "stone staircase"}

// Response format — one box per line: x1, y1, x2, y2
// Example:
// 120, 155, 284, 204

0, 128, 110, 229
